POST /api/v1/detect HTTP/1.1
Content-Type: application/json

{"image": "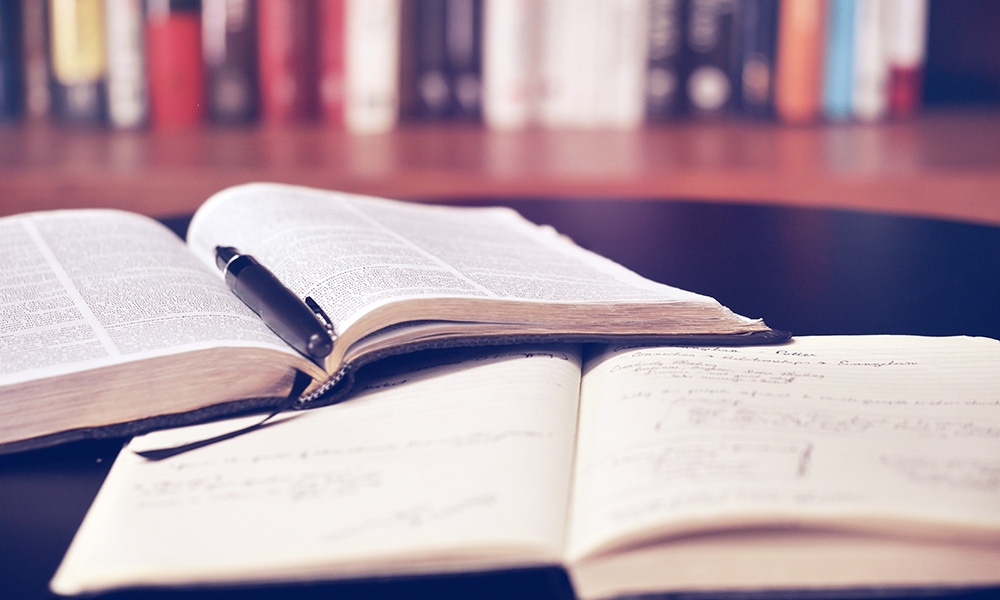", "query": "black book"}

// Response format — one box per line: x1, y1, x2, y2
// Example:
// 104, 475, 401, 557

645, 0, 686, 119
736, 0, 778, 117
682, 0, 739, 117
0, 0, 22, 120
203, 0, 259, 124
408, 0, 482, 120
